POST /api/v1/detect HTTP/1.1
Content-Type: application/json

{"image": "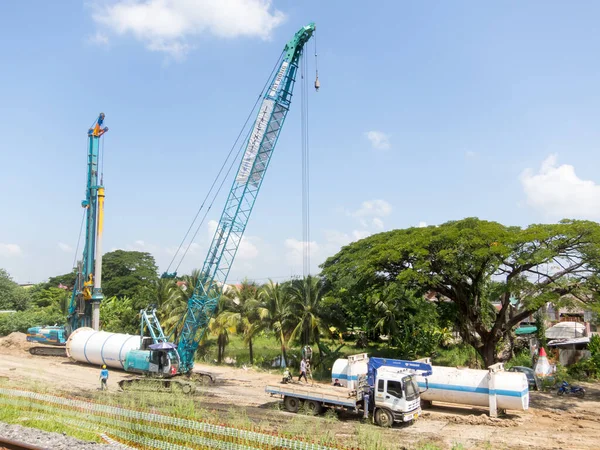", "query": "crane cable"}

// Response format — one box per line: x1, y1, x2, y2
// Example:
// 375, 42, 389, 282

165, 52, 285, 274
72, 209, 86, 269
300, 34, 319, 280
301, 46, 310, 279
